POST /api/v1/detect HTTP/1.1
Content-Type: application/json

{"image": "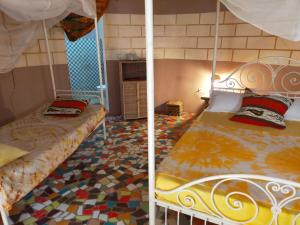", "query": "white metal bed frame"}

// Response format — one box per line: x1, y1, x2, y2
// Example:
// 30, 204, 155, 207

42, 16, 107, 140
144, 1, 300, 225
0, 11, 107, 225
